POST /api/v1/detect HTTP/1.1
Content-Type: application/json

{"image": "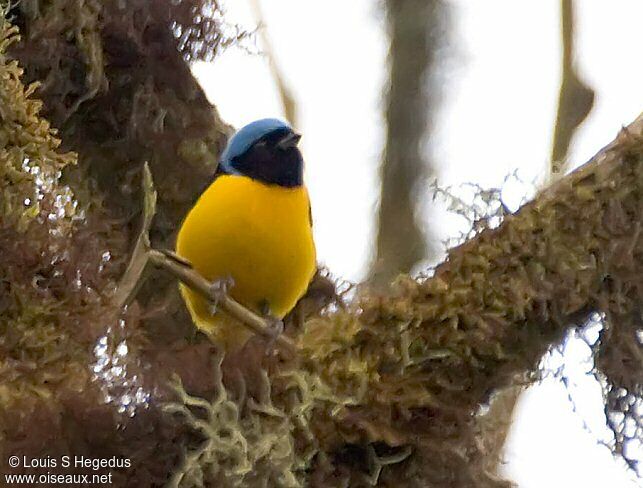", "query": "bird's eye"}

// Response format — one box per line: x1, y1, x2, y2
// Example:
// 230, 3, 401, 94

254, 140, 268, 148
